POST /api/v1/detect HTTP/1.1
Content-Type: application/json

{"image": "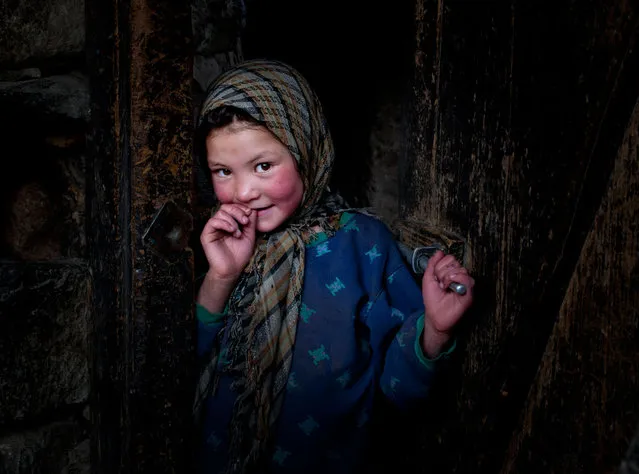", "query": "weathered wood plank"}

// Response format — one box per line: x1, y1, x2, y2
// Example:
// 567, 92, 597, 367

86, 0, 194, 471
501, 99, 639, 474
401, 1, 639, 472
127, 0, 195, 469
